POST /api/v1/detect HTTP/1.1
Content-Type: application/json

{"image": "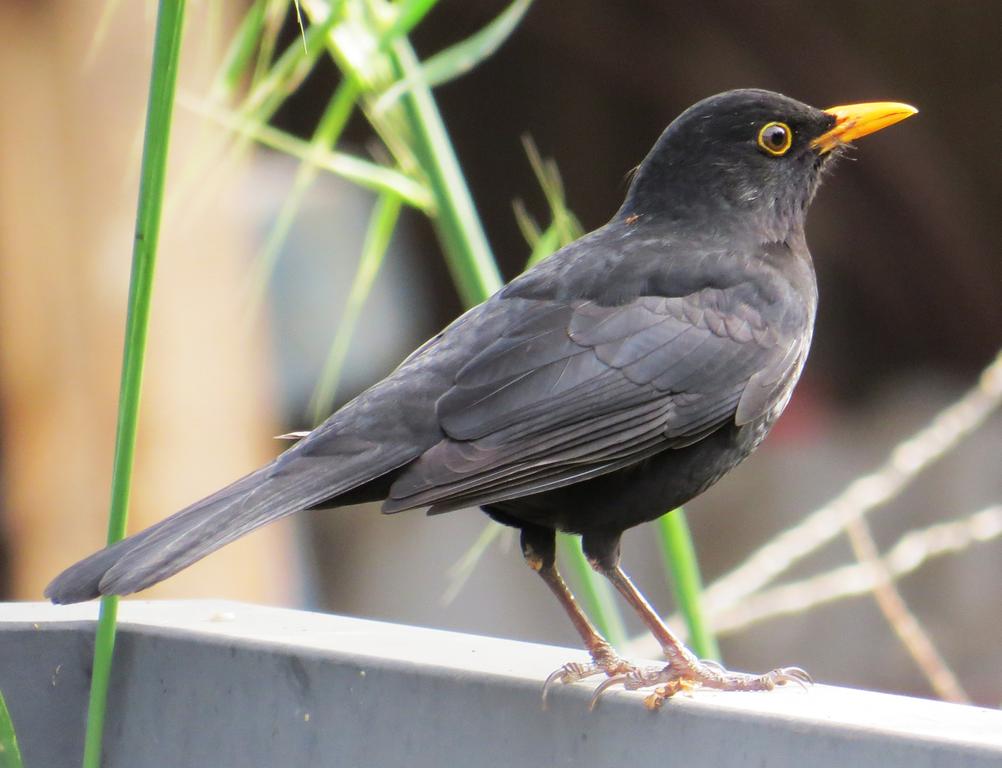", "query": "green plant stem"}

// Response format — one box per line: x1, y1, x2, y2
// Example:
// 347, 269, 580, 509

210, 0, 267, 99
252, 0, 290, 87
0, 689, 23, 768
181, 94, 430, 209
375, 0, 531, 112
656, 510, 720, 660
380, 0, 441, 45
82, 3, 186, 768
309, 191, 402, 423
559, 535, 627, 647
171, 9, 341, 223
249, 80, 359, 309
387, 37, 501, 303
